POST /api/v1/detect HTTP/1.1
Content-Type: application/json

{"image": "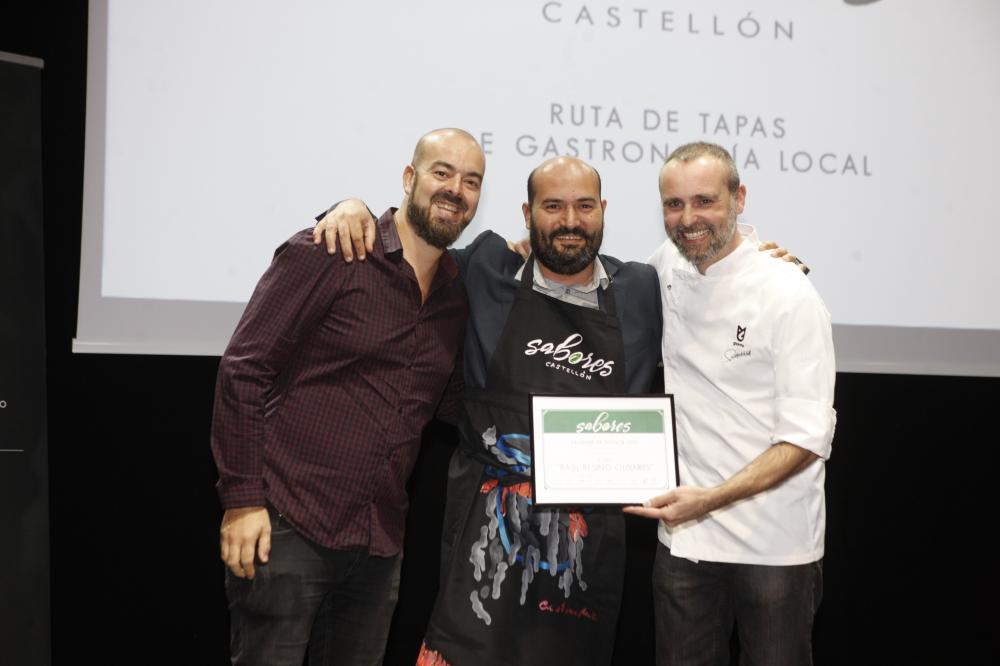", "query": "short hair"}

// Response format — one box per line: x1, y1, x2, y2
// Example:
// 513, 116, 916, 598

526, 160, 603, 206
665, 142, 740, 194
